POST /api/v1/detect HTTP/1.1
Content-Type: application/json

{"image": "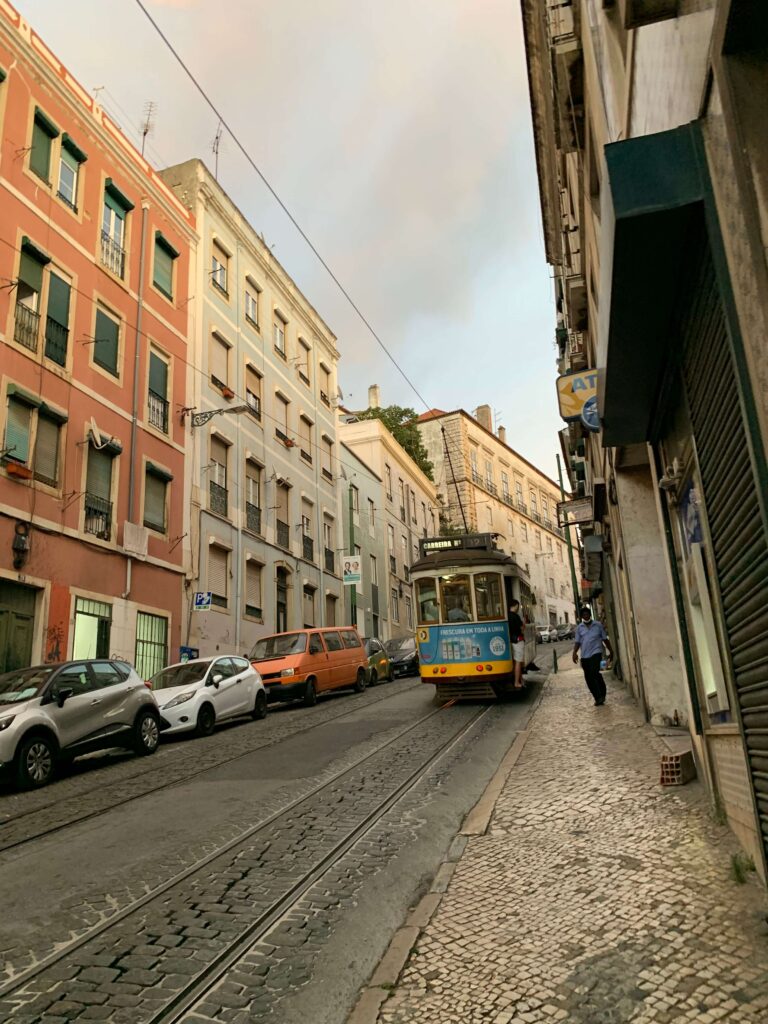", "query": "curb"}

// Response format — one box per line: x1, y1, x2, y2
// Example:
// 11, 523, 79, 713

346, 688, 544, 1024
